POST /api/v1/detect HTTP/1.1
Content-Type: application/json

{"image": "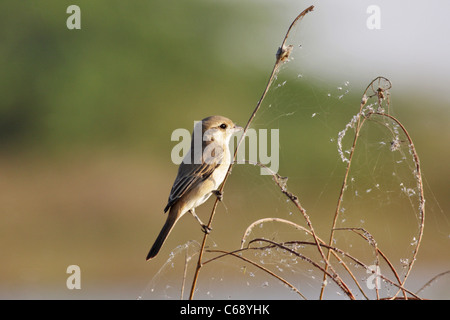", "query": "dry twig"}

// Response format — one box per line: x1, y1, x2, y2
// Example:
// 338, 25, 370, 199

188, 5, 315, 300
